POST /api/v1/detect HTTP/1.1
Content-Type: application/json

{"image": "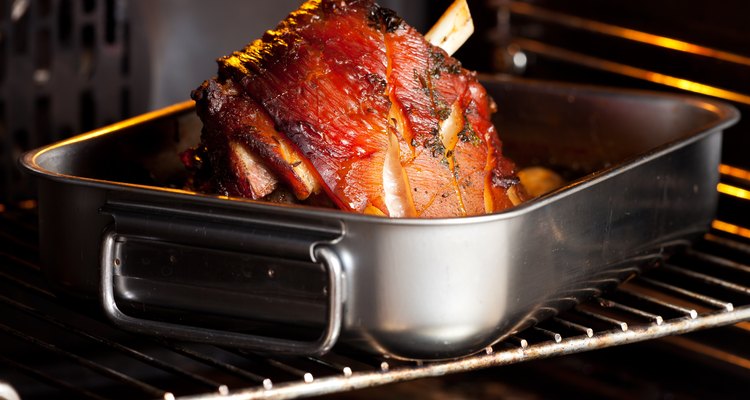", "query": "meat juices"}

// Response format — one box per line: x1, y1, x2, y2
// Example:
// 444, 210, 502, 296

188, 0, 525, 217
